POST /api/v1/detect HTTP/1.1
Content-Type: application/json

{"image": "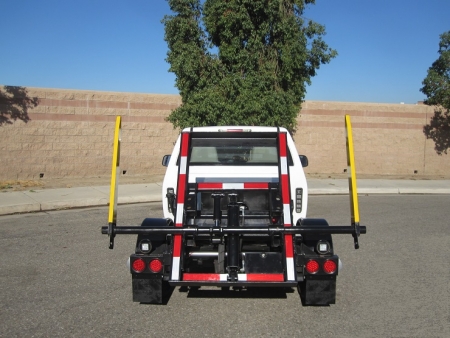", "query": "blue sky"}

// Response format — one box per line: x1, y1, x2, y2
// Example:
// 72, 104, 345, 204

1, 0, 449, 104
